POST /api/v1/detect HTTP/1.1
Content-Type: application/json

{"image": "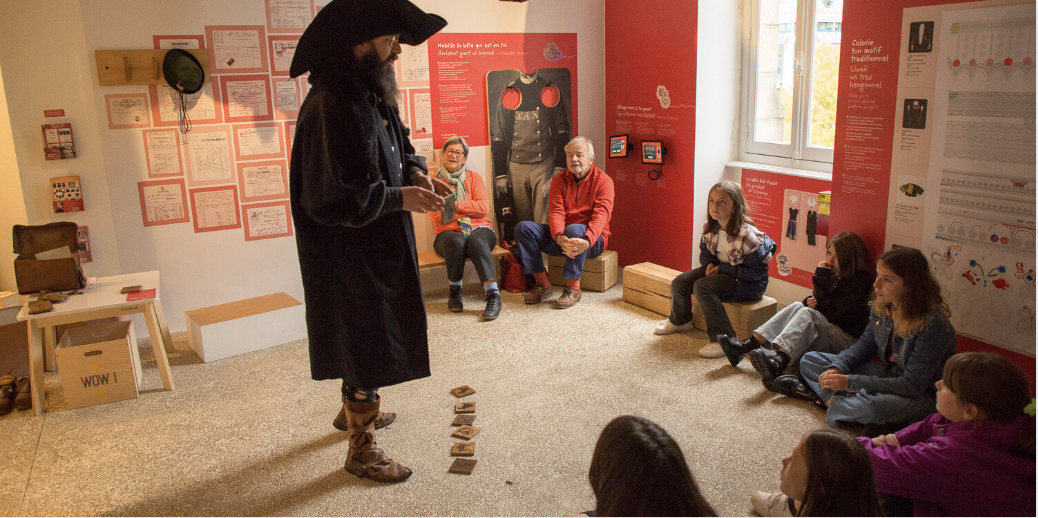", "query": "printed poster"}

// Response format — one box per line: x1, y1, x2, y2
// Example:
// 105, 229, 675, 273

242, 201, 293, 241
138, 179, 190, 227
190, 186, 242, 233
